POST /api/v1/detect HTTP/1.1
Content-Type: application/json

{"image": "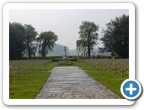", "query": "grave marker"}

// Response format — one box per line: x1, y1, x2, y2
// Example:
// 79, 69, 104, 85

111, 59, 119, 75
125, 65, 129, 74
9, 67, 15, 83
106, 64, 111, 73
119, 65, 126, 77
9, 73, 15, 83
14, 67, 21, 79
